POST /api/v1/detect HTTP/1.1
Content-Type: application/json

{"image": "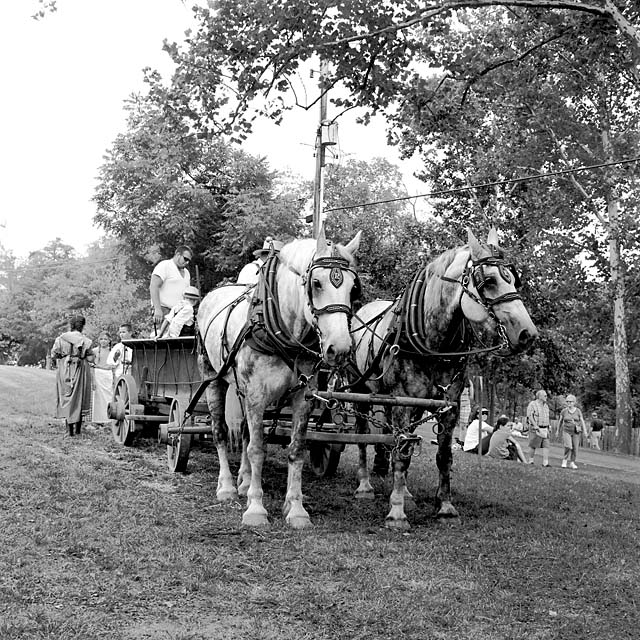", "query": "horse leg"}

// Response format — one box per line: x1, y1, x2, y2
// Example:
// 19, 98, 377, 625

435, 416, 459, 518
242, 395, 270, 527
385, 407, 411, 530
283, 390, 313, 529
236, 418, 251, 497
199, 358, 237, 502
354, 404, 375, 499
385, 452, 411, 530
